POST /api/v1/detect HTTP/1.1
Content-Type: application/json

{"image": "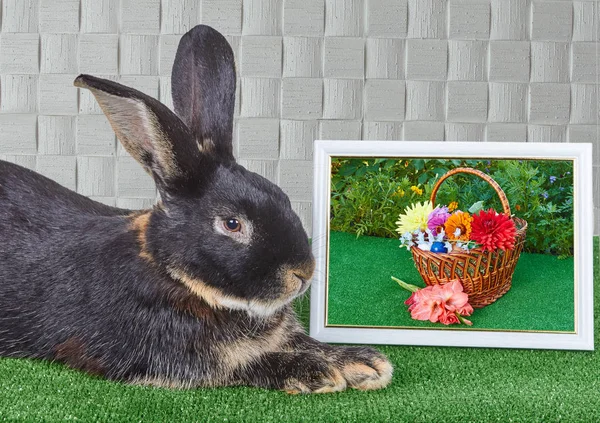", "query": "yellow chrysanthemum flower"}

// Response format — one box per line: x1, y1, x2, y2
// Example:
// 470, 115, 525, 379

410, 185, 423, 196
444, 211, 472, 241
395, 201, 433, 234
448, 201, 459, 212
392, 188, 405, 198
